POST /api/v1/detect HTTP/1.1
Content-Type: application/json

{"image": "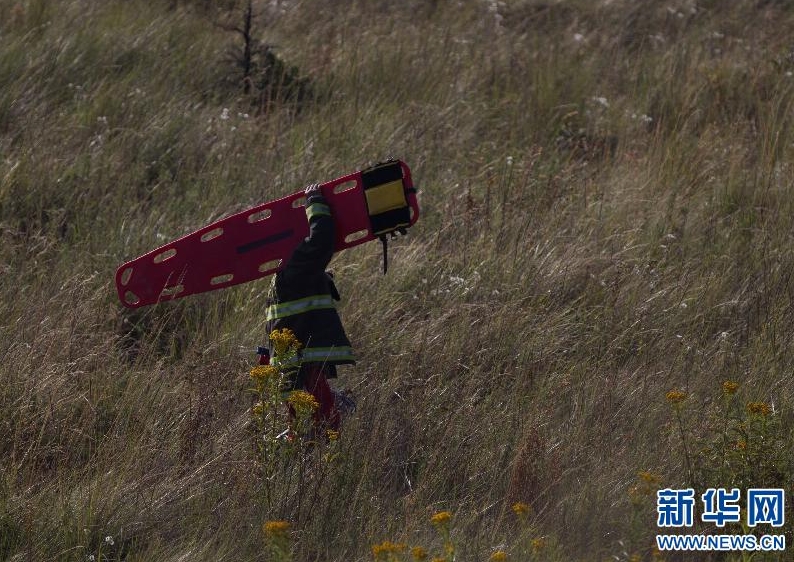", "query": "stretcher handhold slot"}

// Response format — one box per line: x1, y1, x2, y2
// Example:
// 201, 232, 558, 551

201, 228, 224, 242
248, 209, 272, 223
333, 180, 358, 194
344, 229, 368, 244
259, 259, 282, 273
153, 248, 177, 264
120, 267, 133, 286
210, 273, 234, 285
